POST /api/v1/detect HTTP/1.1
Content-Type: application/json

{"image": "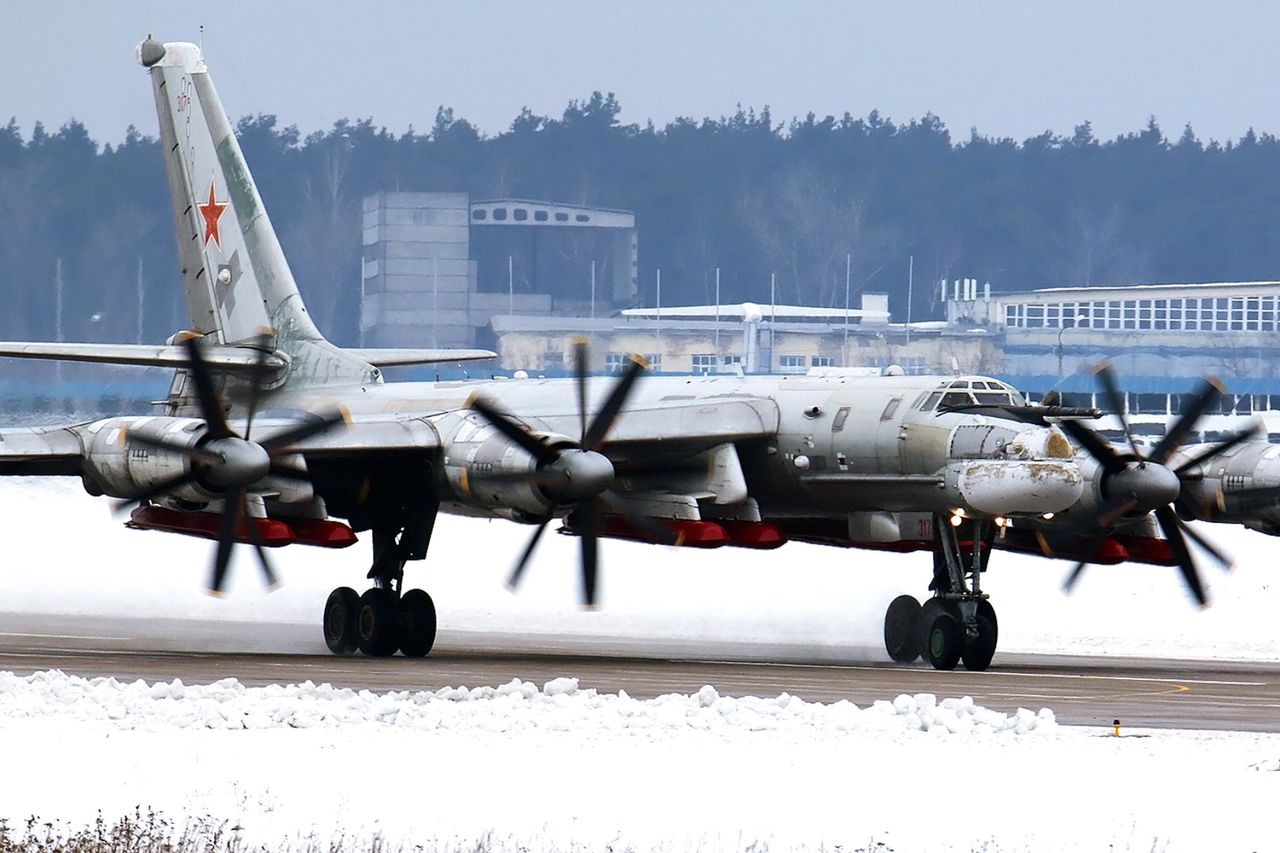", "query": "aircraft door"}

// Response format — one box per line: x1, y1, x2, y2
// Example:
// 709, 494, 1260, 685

873, 395, 905, 473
